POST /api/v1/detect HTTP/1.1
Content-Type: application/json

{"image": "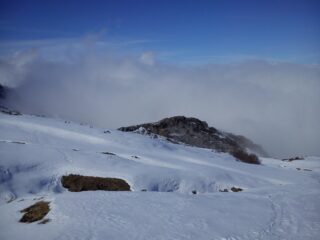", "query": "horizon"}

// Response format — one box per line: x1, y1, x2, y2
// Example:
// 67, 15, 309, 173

0, 0, 320, 158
